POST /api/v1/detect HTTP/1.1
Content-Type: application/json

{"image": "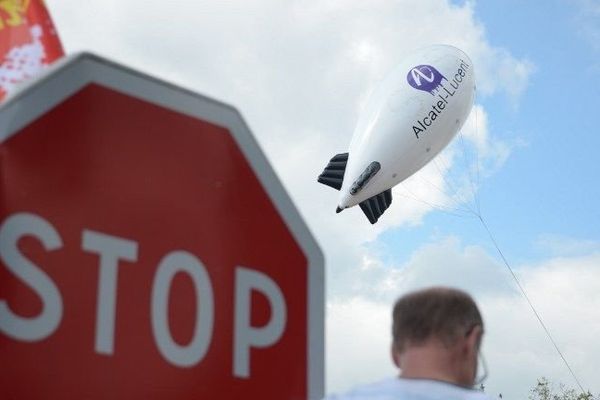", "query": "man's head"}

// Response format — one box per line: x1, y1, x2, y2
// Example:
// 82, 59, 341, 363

391, 287, 484, 387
